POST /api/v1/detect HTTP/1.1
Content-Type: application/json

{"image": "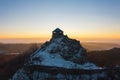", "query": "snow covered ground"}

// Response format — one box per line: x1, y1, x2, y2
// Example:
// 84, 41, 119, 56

30, 51, 99, 70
